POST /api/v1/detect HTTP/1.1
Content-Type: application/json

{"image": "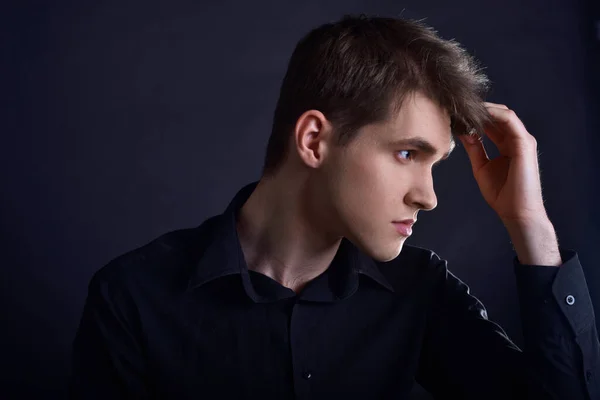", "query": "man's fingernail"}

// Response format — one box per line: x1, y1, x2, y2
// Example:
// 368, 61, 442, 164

465, 134, 478, 144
